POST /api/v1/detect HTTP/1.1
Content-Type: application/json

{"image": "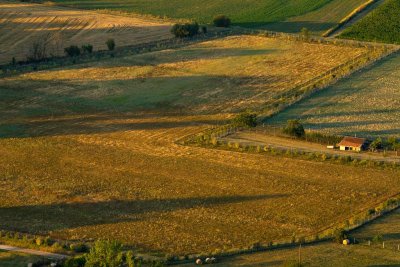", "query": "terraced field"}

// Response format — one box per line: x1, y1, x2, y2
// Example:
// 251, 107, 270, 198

0, 1, 172, 64
268, 52, 400, 138
1, 35, 399, 255
52, 0, 368, 33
